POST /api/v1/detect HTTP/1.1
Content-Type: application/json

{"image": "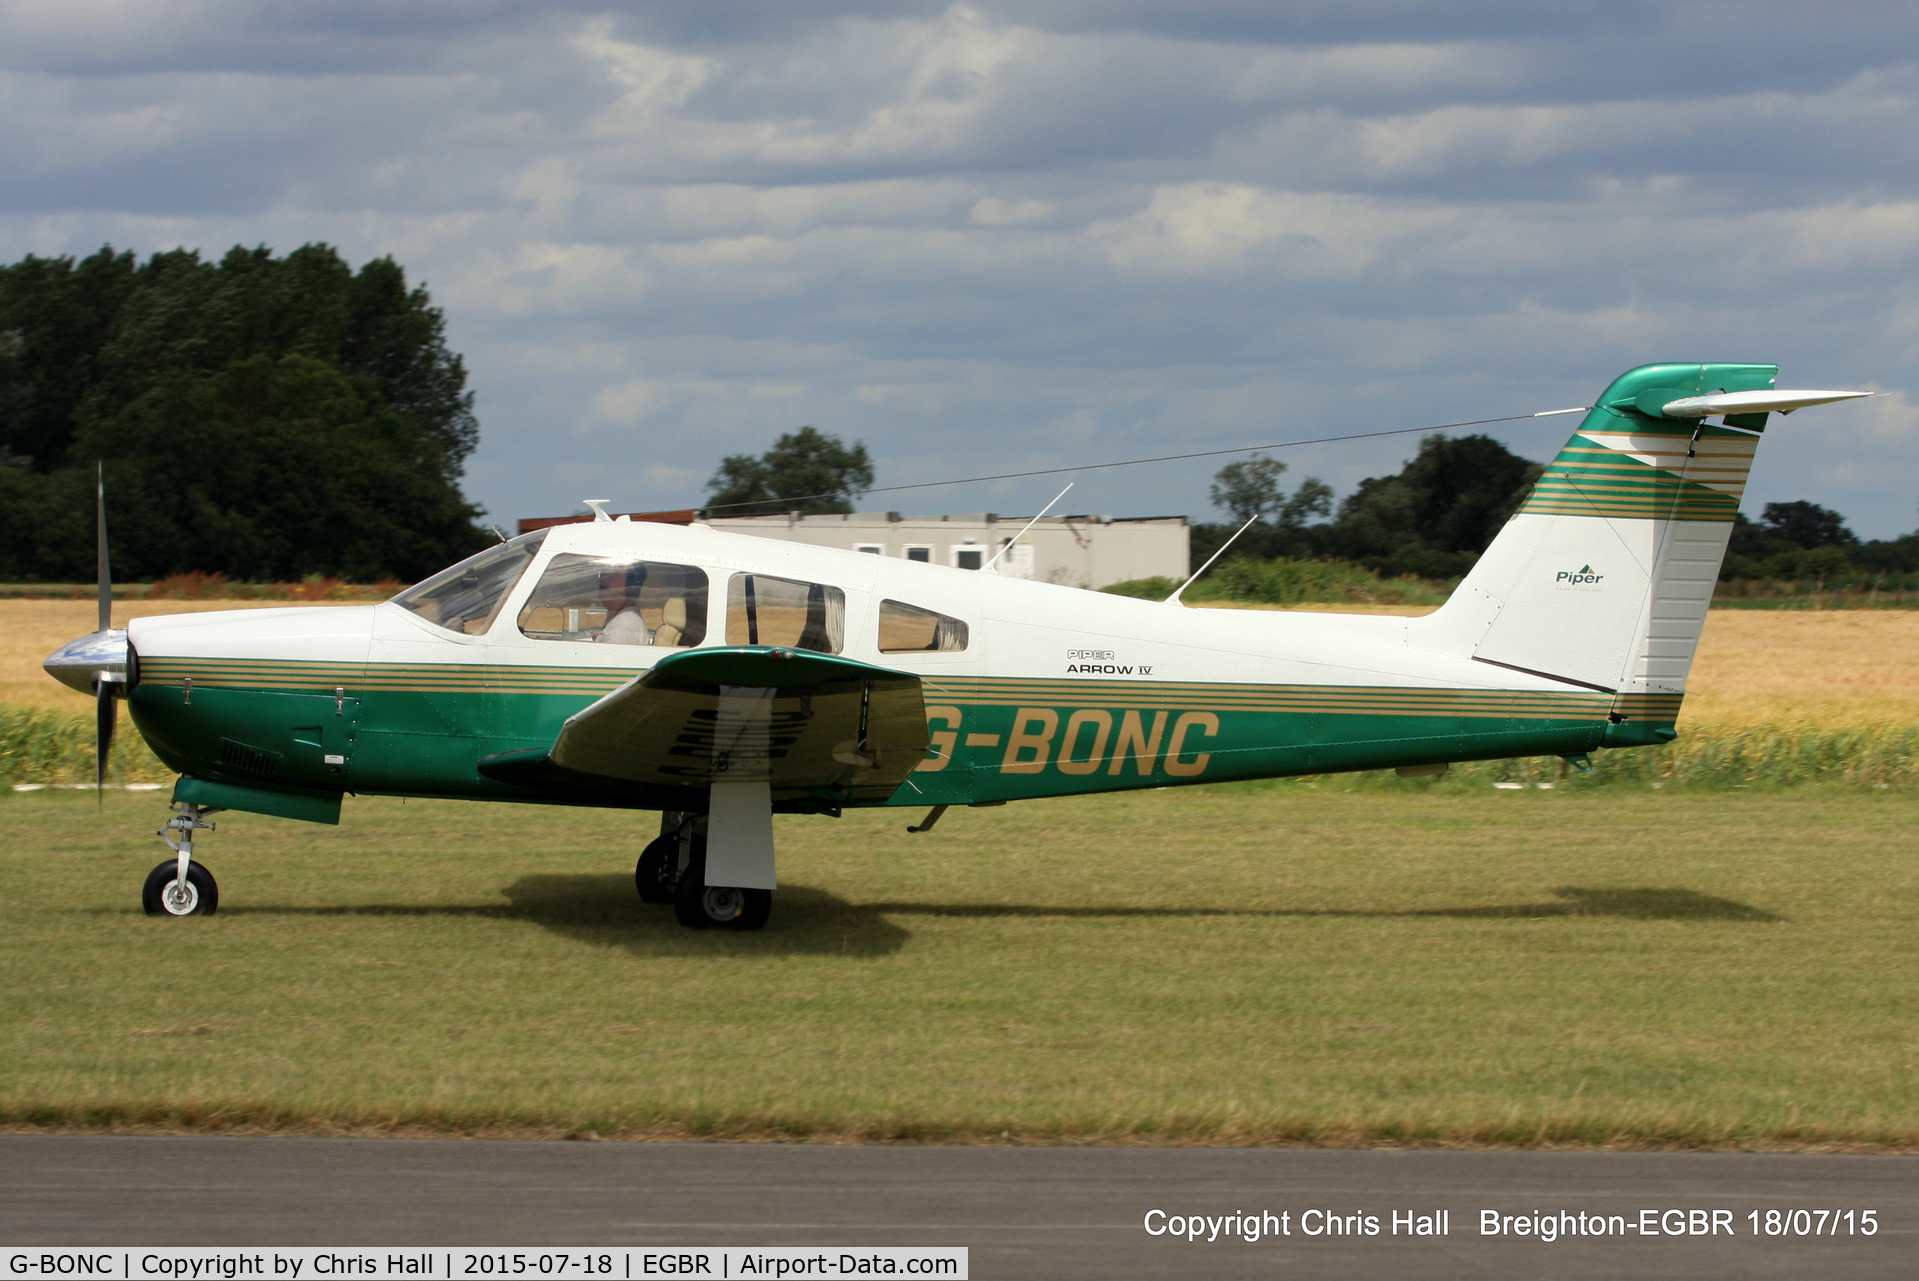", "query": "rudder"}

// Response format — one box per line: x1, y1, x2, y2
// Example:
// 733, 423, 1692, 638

1411, 362, 1802, 745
